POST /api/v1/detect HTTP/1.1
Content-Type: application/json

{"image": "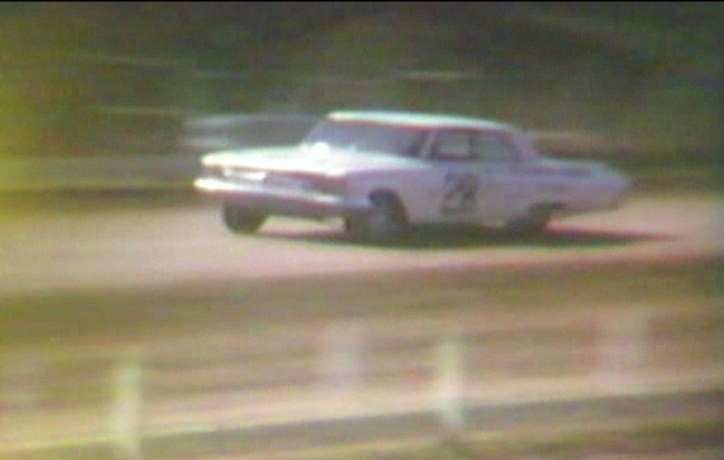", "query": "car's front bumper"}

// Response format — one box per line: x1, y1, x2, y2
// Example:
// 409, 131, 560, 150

194, 177, 370, 219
